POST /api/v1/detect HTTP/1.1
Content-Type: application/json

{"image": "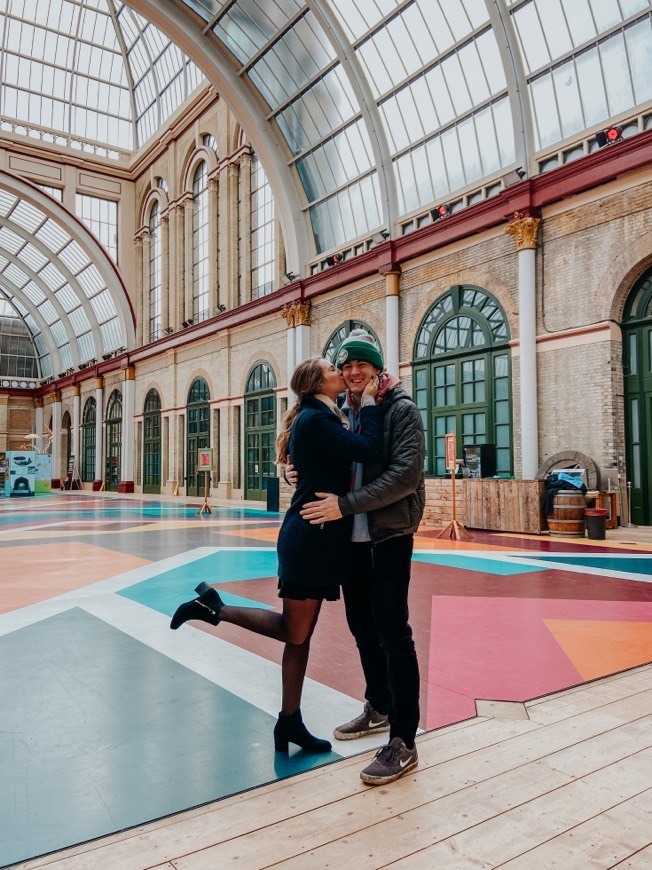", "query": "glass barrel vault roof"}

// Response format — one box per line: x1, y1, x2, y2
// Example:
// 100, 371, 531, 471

0, 177, 133, 378
0, 0, 204, 152
172, 0, 652, 255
